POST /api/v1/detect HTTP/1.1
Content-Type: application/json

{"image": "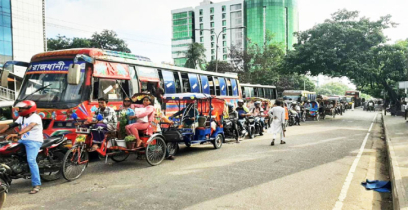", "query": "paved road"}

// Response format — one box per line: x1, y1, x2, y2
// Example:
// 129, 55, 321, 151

4, 109, 388, 210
